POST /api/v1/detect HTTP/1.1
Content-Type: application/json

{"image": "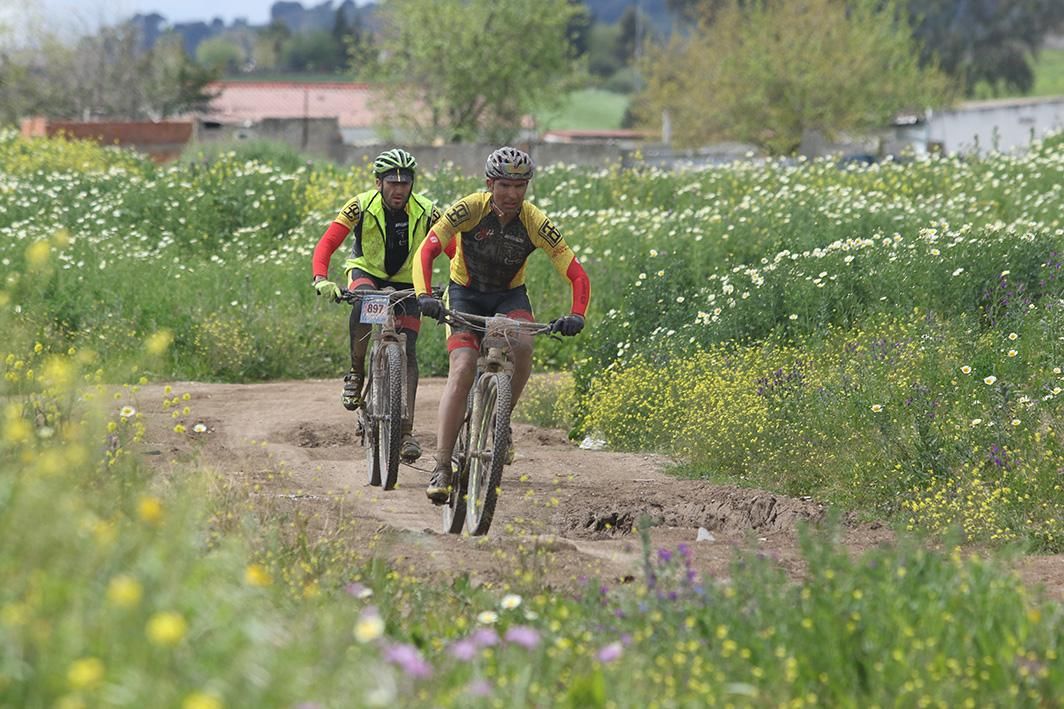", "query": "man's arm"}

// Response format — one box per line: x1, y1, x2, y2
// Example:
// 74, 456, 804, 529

529, 208, 590, 317
412, 230, 443, 296
312, 222, 351, 280
563, 258, 590, 317
414, 195, 470, 294
313, 195, 363, 280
